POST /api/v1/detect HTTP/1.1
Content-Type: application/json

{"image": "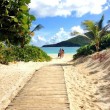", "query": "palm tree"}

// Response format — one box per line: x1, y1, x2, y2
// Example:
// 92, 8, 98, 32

71, 15, 110, 52
20, 24, 44, 48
